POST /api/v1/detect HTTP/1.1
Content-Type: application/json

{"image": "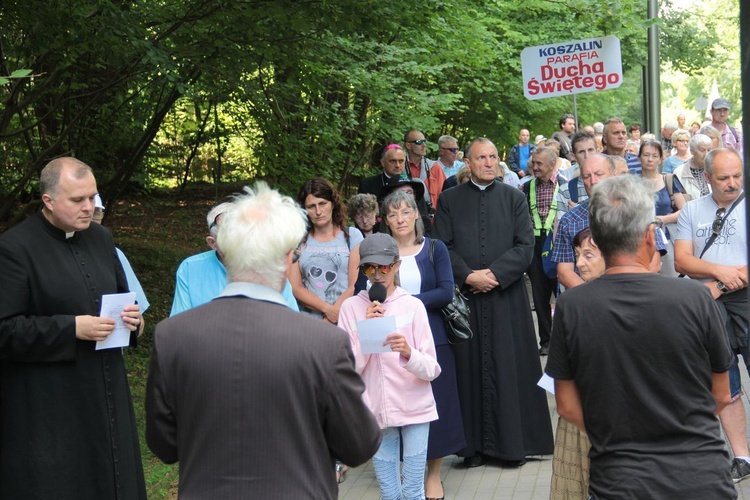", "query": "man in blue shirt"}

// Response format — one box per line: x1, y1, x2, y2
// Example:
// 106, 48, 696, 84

508, 129, 535, 178
170, 202, 299, 316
